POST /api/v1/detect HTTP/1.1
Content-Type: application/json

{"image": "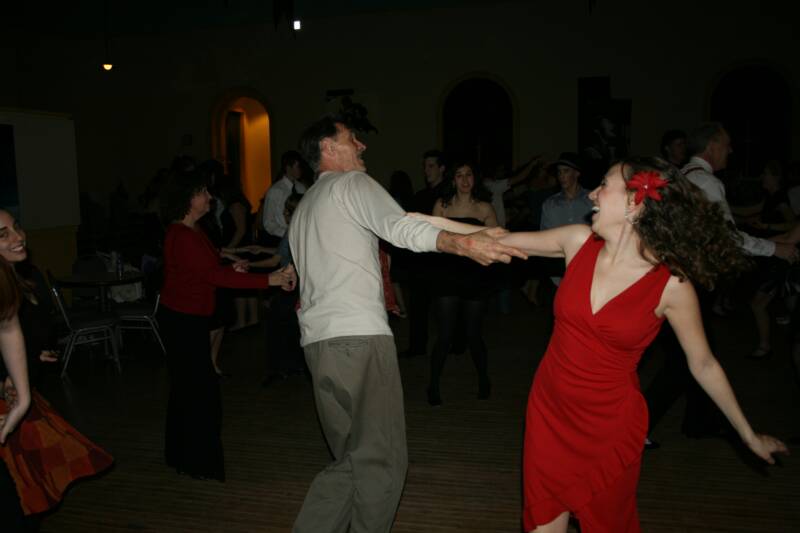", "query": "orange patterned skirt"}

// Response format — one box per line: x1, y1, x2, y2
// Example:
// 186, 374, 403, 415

0, 391, 114, 515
